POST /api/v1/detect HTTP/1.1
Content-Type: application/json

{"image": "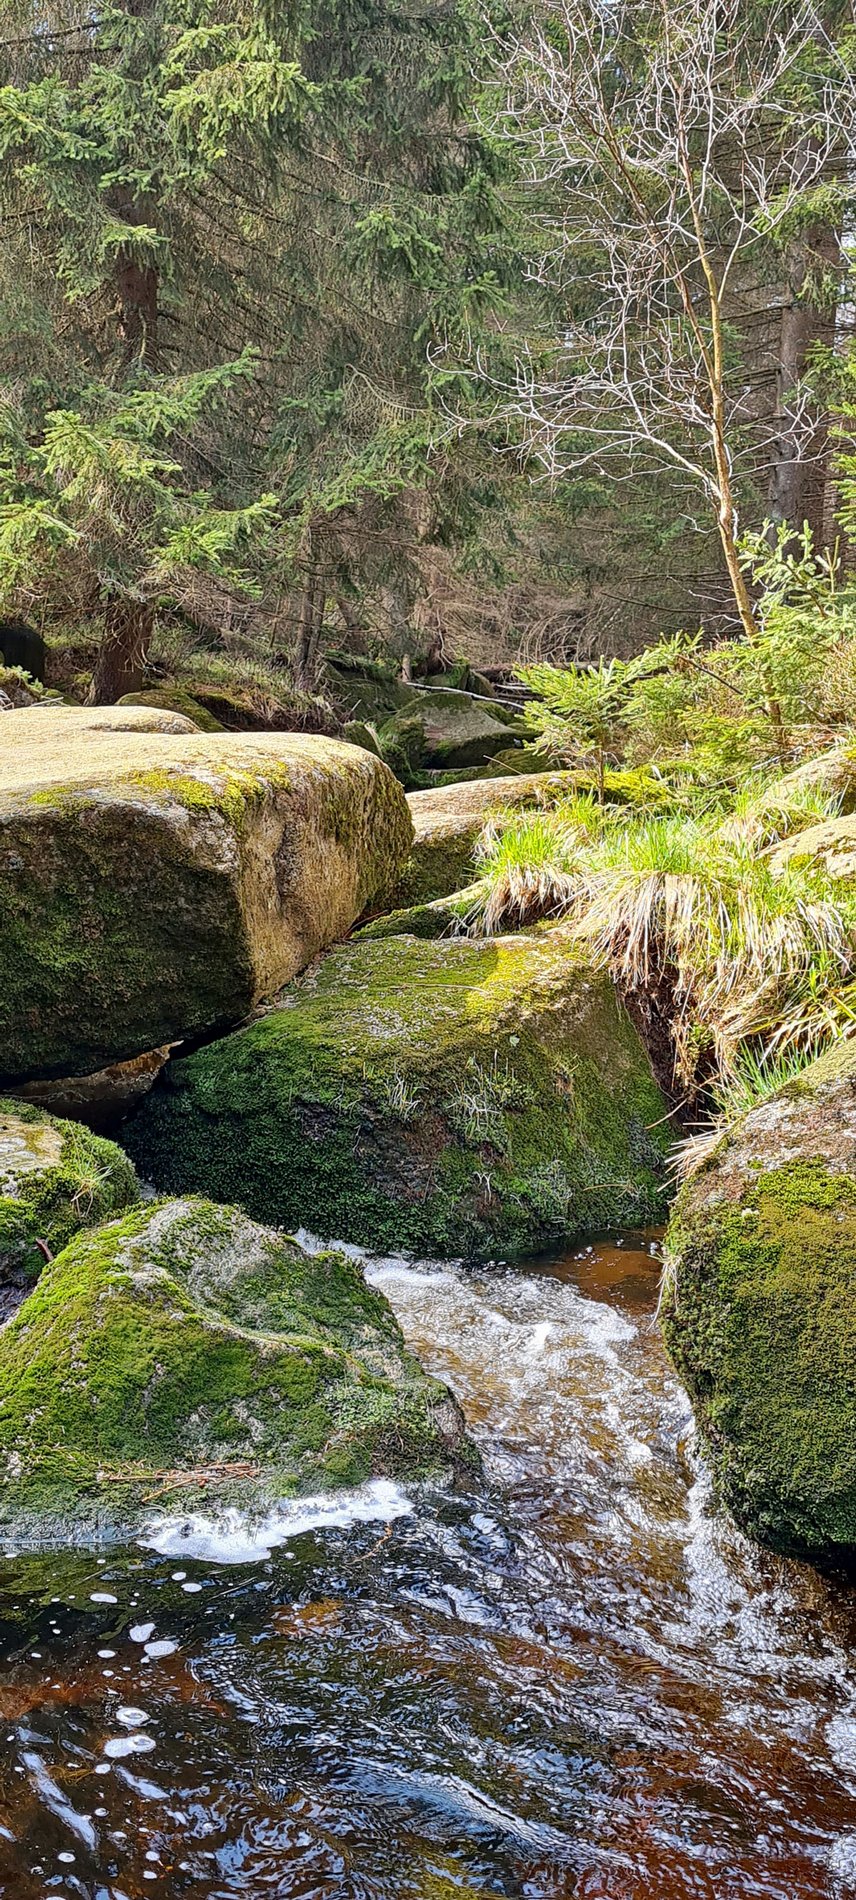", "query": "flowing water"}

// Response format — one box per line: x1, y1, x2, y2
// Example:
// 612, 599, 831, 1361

2, 1234, 856, 1898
